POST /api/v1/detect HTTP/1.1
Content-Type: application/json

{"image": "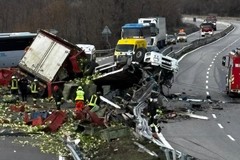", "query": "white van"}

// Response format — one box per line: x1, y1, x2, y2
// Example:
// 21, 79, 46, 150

76, 44, 96, 61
